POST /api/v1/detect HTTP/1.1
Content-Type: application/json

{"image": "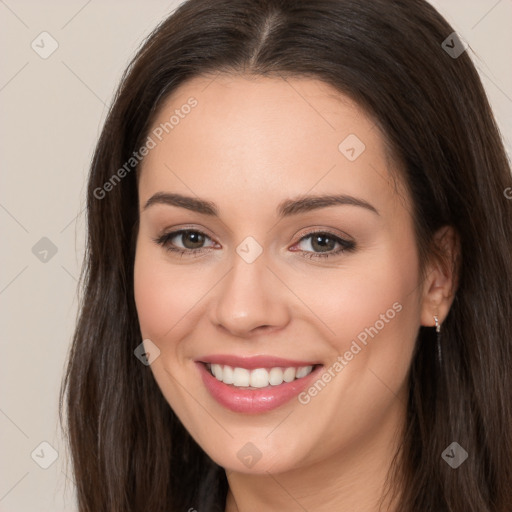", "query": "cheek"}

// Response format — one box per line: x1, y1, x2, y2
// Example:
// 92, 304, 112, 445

291, 247, 420, 454
134, 250, 172, 340
133, 241, 206, 420
305, 237, 422, 415
133, 241, 200, 342
303, 244, 420, 353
